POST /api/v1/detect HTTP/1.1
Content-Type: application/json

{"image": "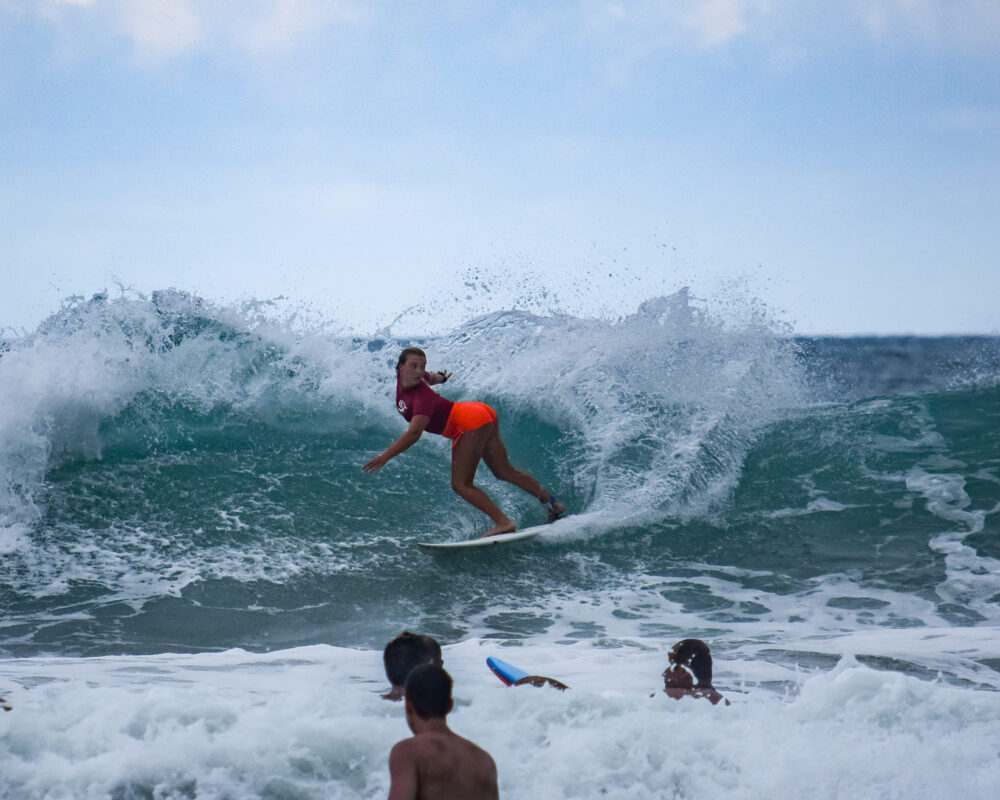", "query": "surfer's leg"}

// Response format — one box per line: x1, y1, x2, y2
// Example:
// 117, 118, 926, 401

451, 422, 516, 536
482, 426, 548, 500
483, 426, 566, 522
